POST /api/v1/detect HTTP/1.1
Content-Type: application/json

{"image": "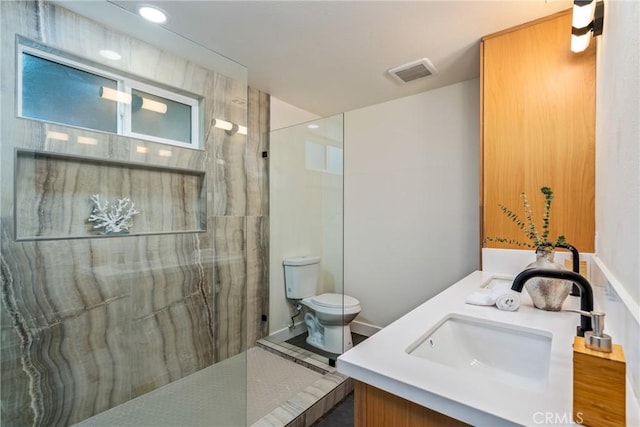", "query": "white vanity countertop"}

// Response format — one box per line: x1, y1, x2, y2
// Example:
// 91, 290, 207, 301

337, 270, 640, 426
